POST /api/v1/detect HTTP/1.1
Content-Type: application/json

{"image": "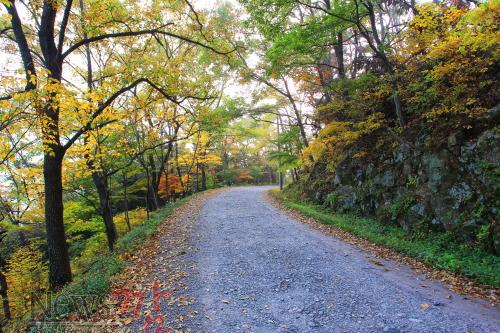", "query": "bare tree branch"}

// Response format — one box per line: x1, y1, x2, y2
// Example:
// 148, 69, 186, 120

61, 26, 234, 60
3, 0, 37, 93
